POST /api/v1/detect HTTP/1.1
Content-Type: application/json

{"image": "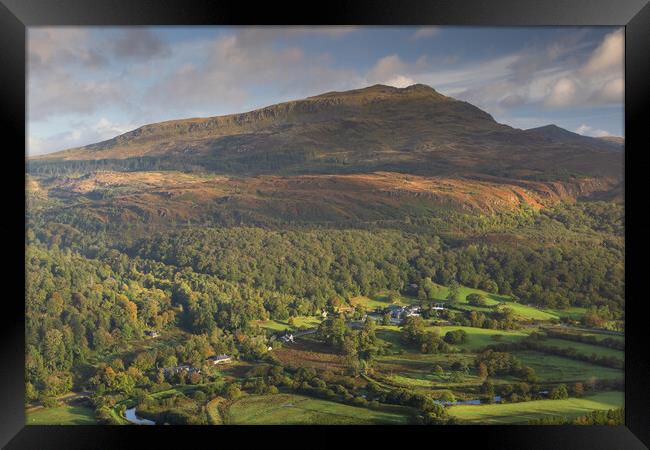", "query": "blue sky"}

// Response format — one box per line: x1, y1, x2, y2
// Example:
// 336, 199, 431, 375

27, 26, 624, 155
